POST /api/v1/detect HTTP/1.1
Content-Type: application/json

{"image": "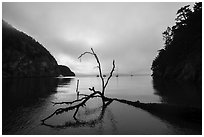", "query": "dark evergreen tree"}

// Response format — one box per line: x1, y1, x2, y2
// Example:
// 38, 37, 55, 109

151, 2, 202, 84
